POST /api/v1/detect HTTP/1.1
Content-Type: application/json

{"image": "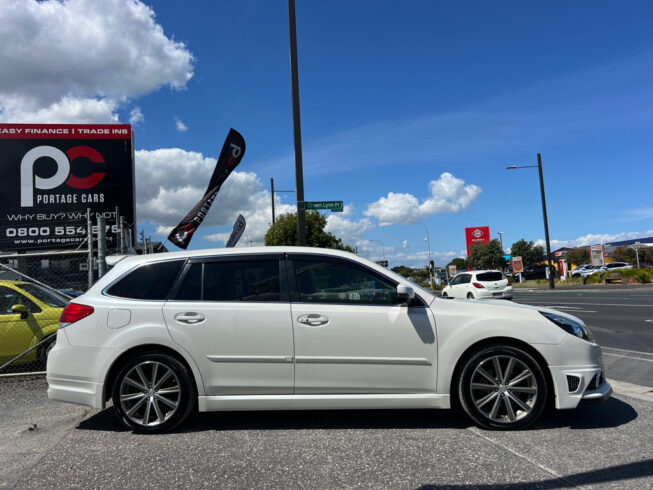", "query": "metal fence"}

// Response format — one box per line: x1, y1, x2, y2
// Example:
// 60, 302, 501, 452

0, 254, 87, 375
